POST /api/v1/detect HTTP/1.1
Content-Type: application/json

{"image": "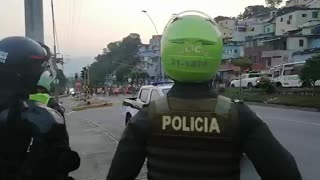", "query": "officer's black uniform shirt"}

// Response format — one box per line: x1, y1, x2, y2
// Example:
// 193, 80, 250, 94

107, 83, 302, 180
